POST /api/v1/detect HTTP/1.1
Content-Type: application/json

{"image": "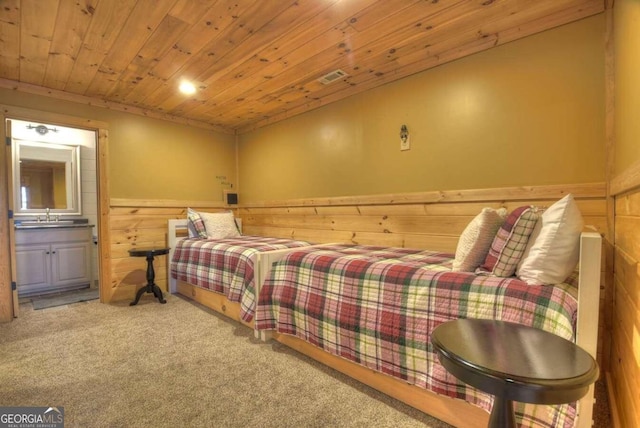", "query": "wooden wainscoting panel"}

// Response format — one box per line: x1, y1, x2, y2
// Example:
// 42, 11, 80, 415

109, 215, 186, 231
614, 216, 640, 264
111, 256, 167, 275
352, 199, 607, 216
601, 239, 615, 371
108, 203, 229, 300
609, 292, 639, 428
243, 213, 473, 236
403, 235, 459, 254
243, 183, 606, 208
612, 188, 640, 428
242, 225, 411, 248
110, 230, 169, 247
239, 185, 607, 252
615, 190, 640, 215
